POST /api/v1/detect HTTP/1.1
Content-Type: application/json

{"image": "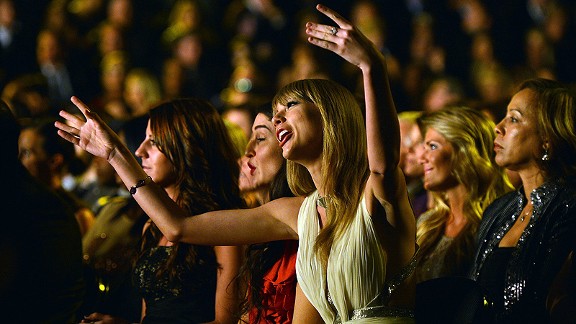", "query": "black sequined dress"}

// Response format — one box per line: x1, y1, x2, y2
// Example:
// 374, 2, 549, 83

471, 179, 576, 323
134, 245, 217, 323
